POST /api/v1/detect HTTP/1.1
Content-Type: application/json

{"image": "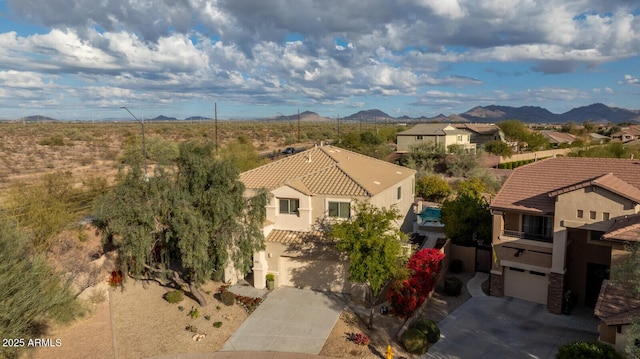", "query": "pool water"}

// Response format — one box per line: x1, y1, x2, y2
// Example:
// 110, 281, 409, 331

419, 207, 441, 223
